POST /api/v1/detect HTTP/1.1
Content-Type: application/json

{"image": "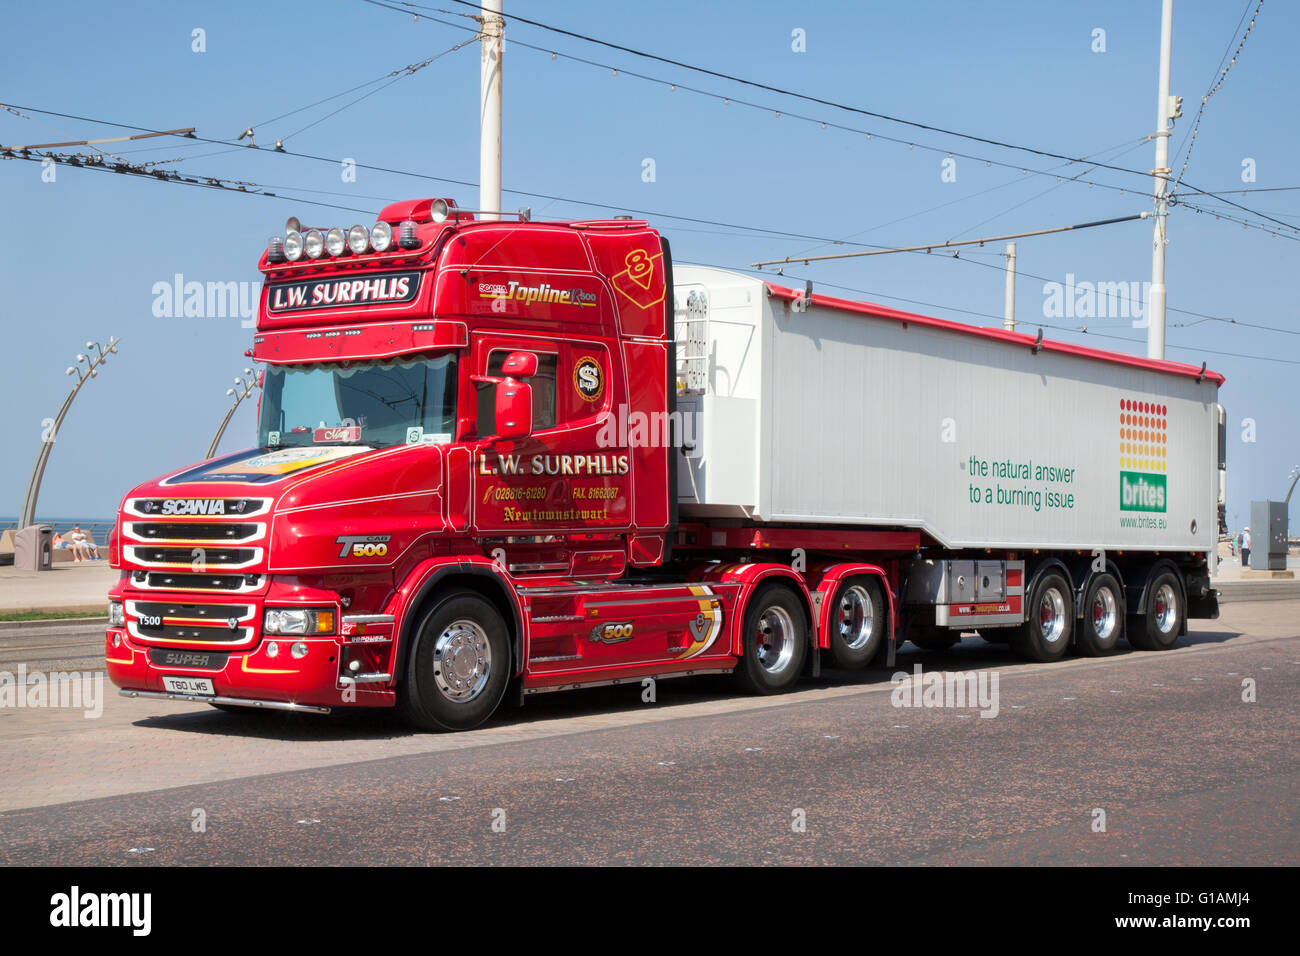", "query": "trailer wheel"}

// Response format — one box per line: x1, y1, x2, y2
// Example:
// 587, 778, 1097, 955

1013, 571, 1073, 662
732, 585, 808, 694
1076, 573, 1123, 656
1128, 570, 1184, 651
827, 578, 885, 668
398, 591, 510, 731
